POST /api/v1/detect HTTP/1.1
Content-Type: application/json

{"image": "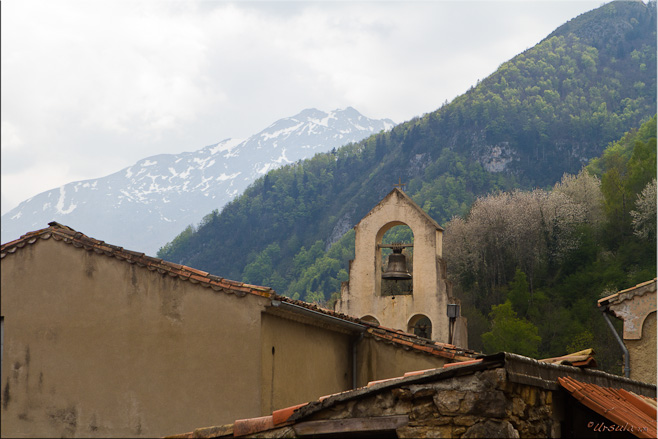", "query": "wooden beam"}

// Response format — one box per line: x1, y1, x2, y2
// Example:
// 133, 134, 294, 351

292, 415, 408, 436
